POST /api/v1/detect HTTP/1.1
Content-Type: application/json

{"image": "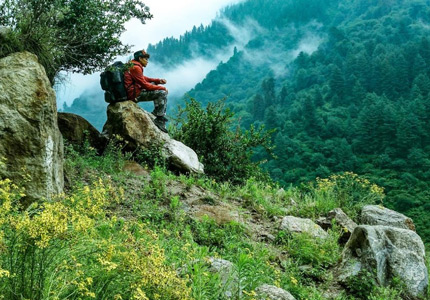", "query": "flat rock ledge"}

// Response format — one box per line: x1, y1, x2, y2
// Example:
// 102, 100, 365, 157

361, 205, 416, 231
